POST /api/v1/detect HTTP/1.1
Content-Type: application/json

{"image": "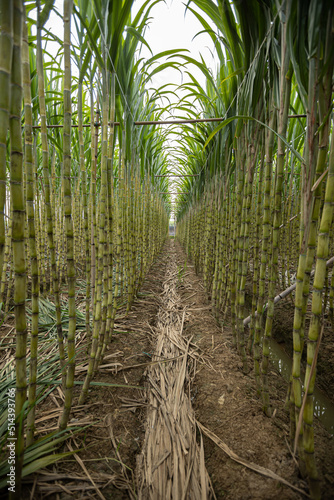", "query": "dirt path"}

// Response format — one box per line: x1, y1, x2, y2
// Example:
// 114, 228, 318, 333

136, 241, 214, 499
18, 238, 334, 499
172, 242, 303, 499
